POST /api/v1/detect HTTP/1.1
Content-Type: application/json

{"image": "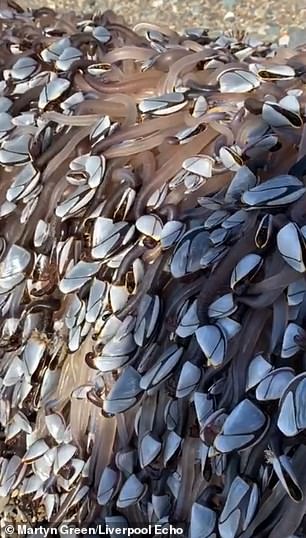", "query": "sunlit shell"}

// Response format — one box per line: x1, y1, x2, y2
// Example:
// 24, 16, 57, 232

55, 47, 82, 71
249, 63, 295, 80
38, 78, 70, 110
246, 354, 273, 390
6, 163, 40, 202
0, 134, 31, 165
262, 96, 302, 128
214, 399, 268, 453
11, 56, 38, 80
242, 175, 305, 207
218, 69, 260, 92
135, 214, 163, 241
92, 26, 112, 43
230, 254, 263, 289
139, 92, 187, 115
219, 477, 258, 537
208, 293, 237, 319
68, 154, 106, 188
59, 261, 101, 293
41, 37, 71, 62
196, 325, 227, 367
171, 227, 210, 278
277, 222, 306, 273
277, 373, 306, 437
219, 146, 243, 172
160, 221, 185, 250
182, 155, 214, 178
